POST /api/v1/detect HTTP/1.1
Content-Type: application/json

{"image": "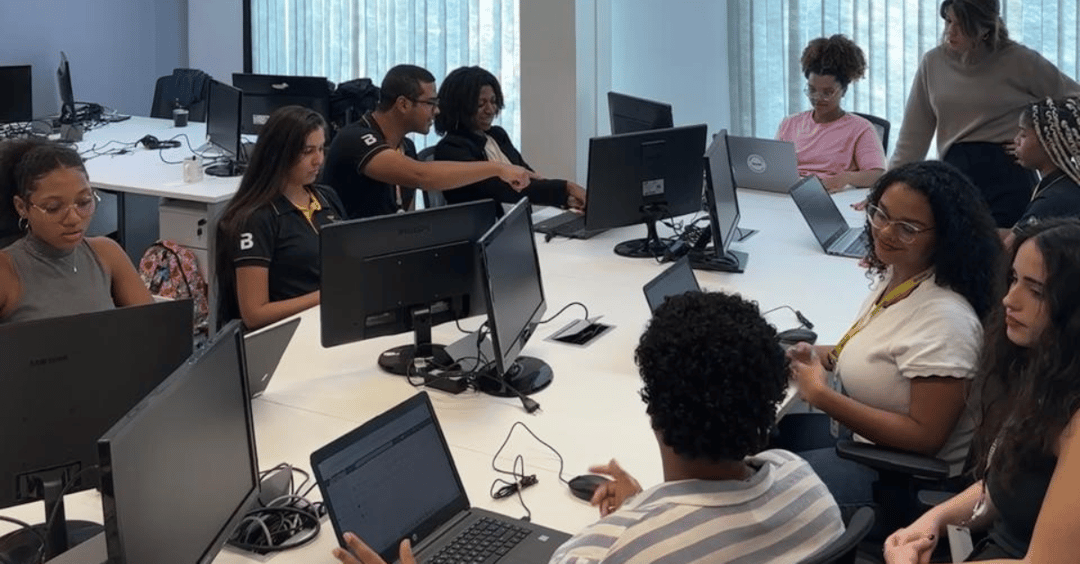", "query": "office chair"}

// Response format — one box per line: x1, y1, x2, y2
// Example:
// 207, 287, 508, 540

416, 147, 447, 209
799, 506, 876, 564
151, 68, 212, 122
853, 112, 891, 155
